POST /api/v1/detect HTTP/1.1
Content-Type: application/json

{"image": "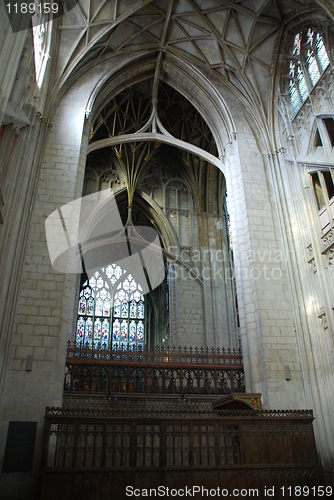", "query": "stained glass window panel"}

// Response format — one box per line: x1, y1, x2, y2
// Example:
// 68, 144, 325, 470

307, 50, 320, 86
105, 265, 113, 278
113, 320, 120, 344
307, 28, 314, 46
293, 32, 301, 56
121, 320, 128, 343
77, 318, 85, 341
289, 60, 296, 78
104, 298, 110, 316
316, 33, 330, 71
123, 279, 130, 291
289, 82, 300, 113
129, 321, 136, 344
102, 319, 109, 344
85, 318, 93, 344
121, 301, 128, 318
137, 301, 144, 319
137, 321, 144, 344
115, 266, 122, 279
87, 297, 94, 316
94, 319, 102, 341
130, 300, 137, 319
95, 298, 103, 316
78, 296, 86, 315
297, 67, 308, 102
114, 299, 121, 317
